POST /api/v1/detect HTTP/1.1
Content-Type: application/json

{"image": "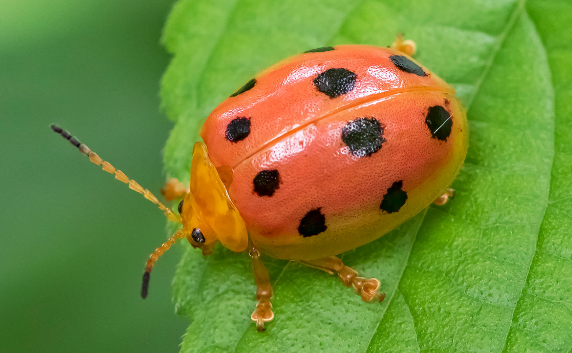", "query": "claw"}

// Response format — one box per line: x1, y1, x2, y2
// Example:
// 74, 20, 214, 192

338, 266, 385, 303
434, 188, 454, 206
354, 278, 385, 302
251, 299, 274, 331
391, 34, 417, 56
300, 257, 386, 310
